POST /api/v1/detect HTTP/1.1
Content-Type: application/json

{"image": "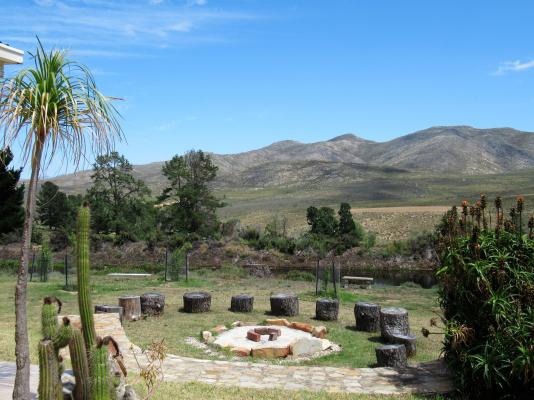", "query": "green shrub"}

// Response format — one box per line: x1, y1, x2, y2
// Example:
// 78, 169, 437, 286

31, 227, 43, 245
285, 270, 315, 282
0, 259, 18, 273
362, 232, 376, 249
240, 226, 260, 241
215, 264, 248, 280
433, 196, 534, 398
381, 240, 408, 257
